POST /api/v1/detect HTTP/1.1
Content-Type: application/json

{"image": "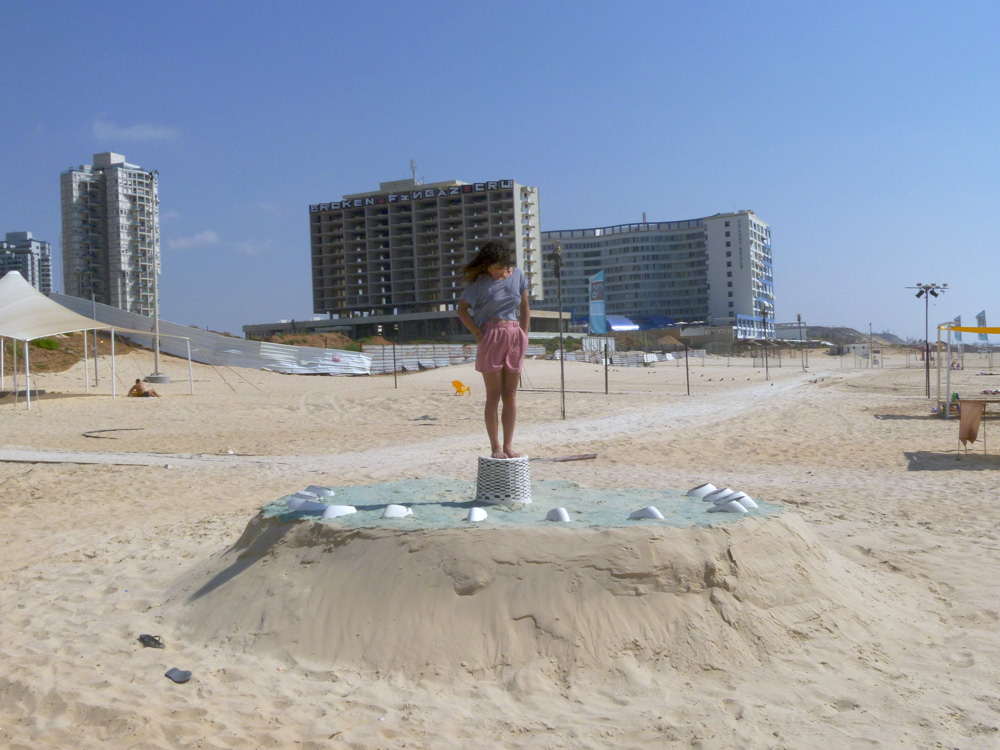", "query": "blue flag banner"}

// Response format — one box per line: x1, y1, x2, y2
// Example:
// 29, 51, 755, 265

977, 311, 988, 342
954, 316, 962, 343
589, 271, 606, 335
